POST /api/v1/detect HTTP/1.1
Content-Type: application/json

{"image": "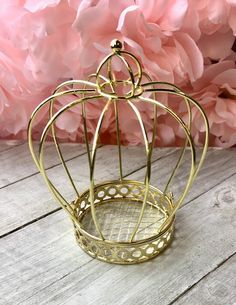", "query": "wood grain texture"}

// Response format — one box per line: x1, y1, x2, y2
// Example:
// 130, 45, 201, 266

1, 147, 233, 238
129, 148, 236, 205
0, 140, 25, 153
0, 142, 87, 188
0, 145, 173, 236
172, 254, 236, 305
58, 175, 236, 305
0, 144, 236, 305
0, 148, 236, 305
